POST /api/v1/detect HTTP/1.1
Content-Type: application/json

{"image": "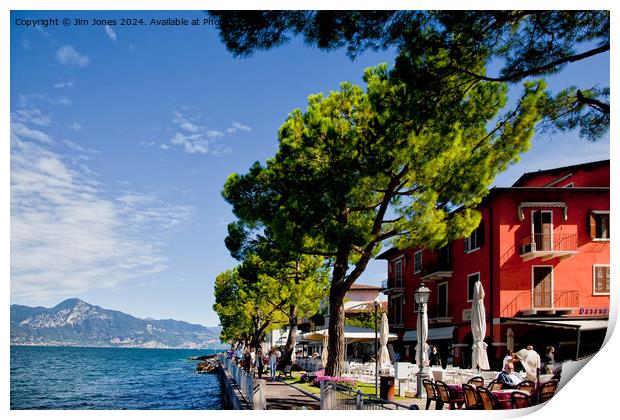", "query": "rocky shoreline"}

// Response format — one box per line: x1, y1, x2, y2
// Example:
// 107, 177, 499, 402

190, 353, 222, 373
